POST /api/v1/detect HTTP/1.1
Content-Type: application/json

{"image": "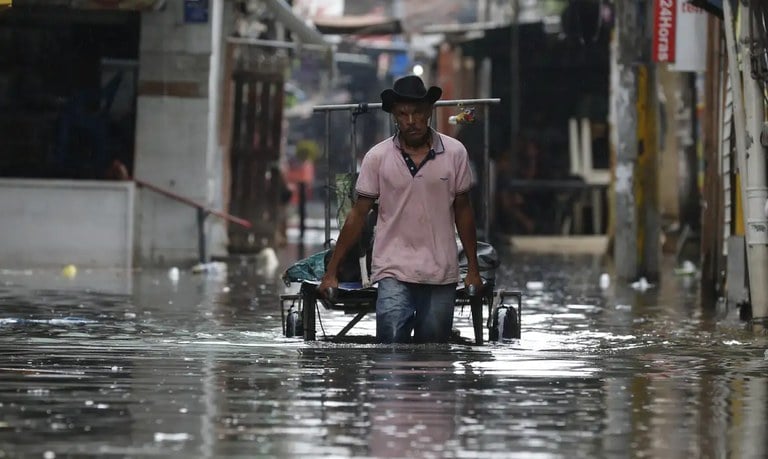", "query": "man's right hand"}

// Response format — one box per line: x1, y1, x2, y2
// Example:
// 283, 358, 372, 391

318, 273, 339, 299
